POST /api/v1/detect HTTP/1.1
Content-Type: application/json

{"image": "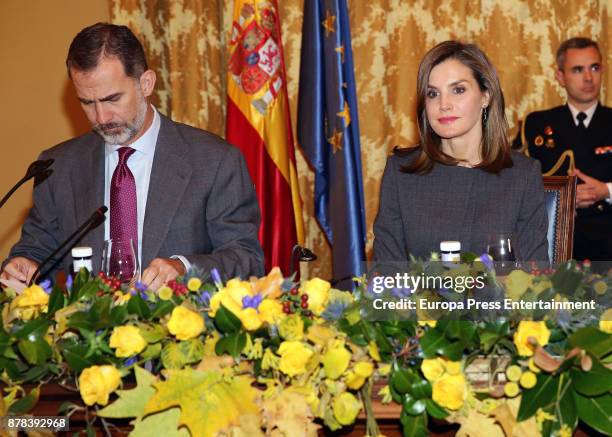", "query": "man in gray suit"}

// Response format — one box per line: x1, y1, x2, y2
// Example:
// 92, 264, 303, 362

0, 23, 264, 290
